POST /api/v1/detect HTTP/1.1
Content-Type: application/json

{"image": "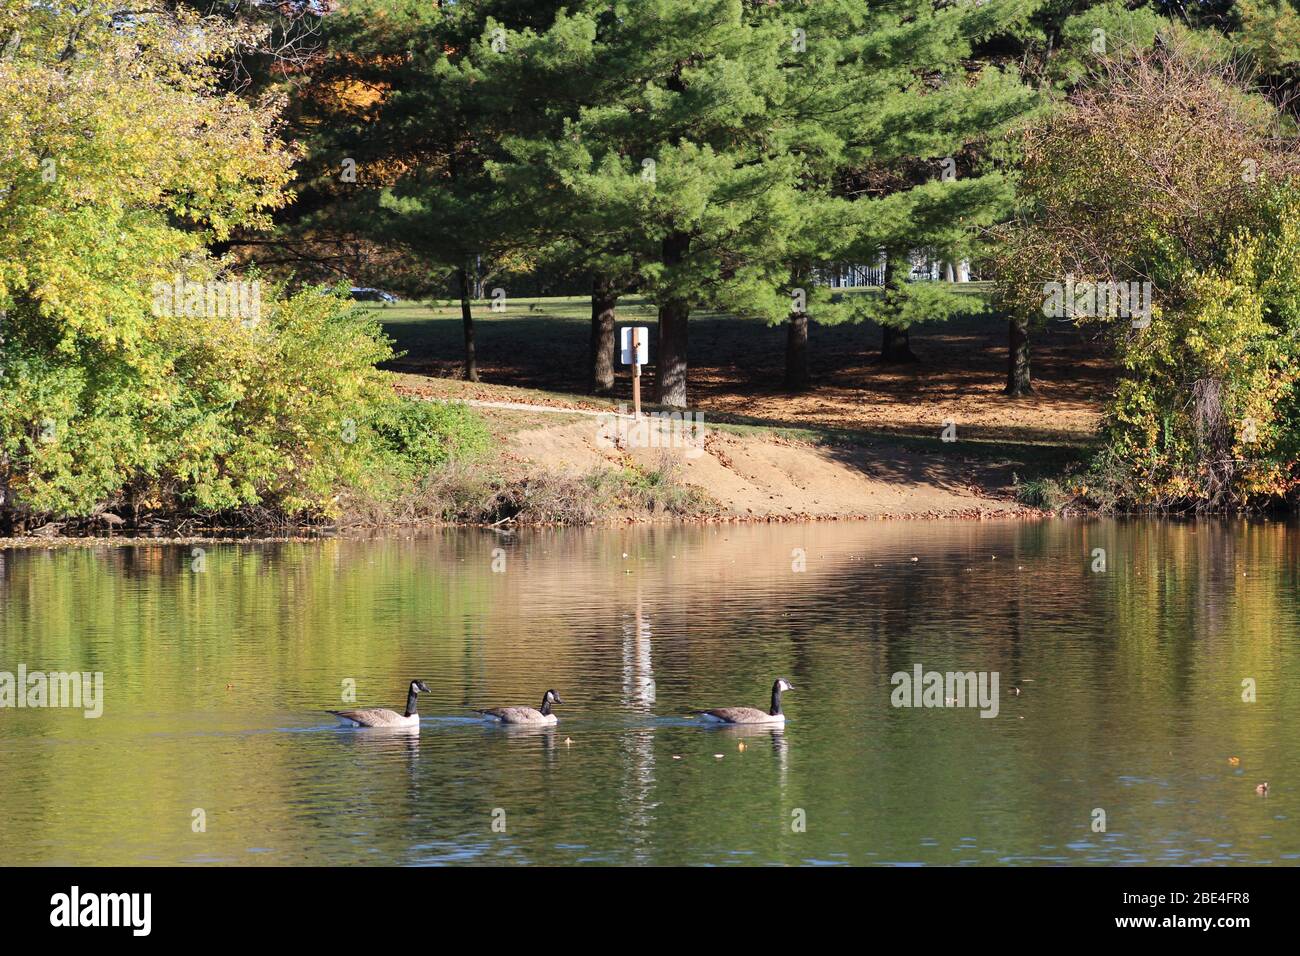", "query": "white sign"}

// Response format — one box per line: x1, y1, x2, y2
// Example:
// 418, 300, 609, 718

620, 326, 649, 366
